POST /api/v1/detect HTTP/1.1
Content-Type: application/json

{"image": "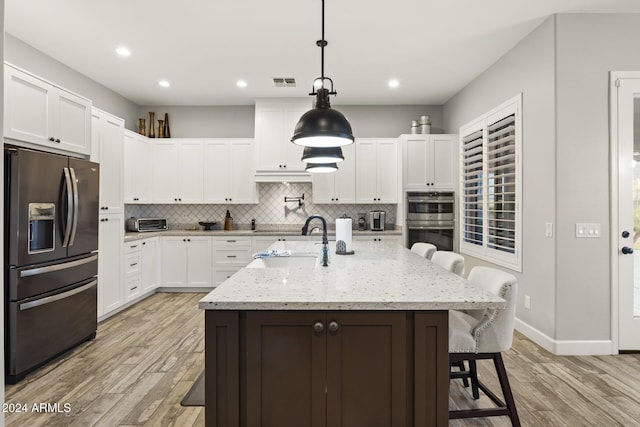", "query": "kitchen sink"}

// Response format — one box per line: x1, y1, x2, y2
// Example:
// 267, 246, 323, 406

248, 252, 320, 269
